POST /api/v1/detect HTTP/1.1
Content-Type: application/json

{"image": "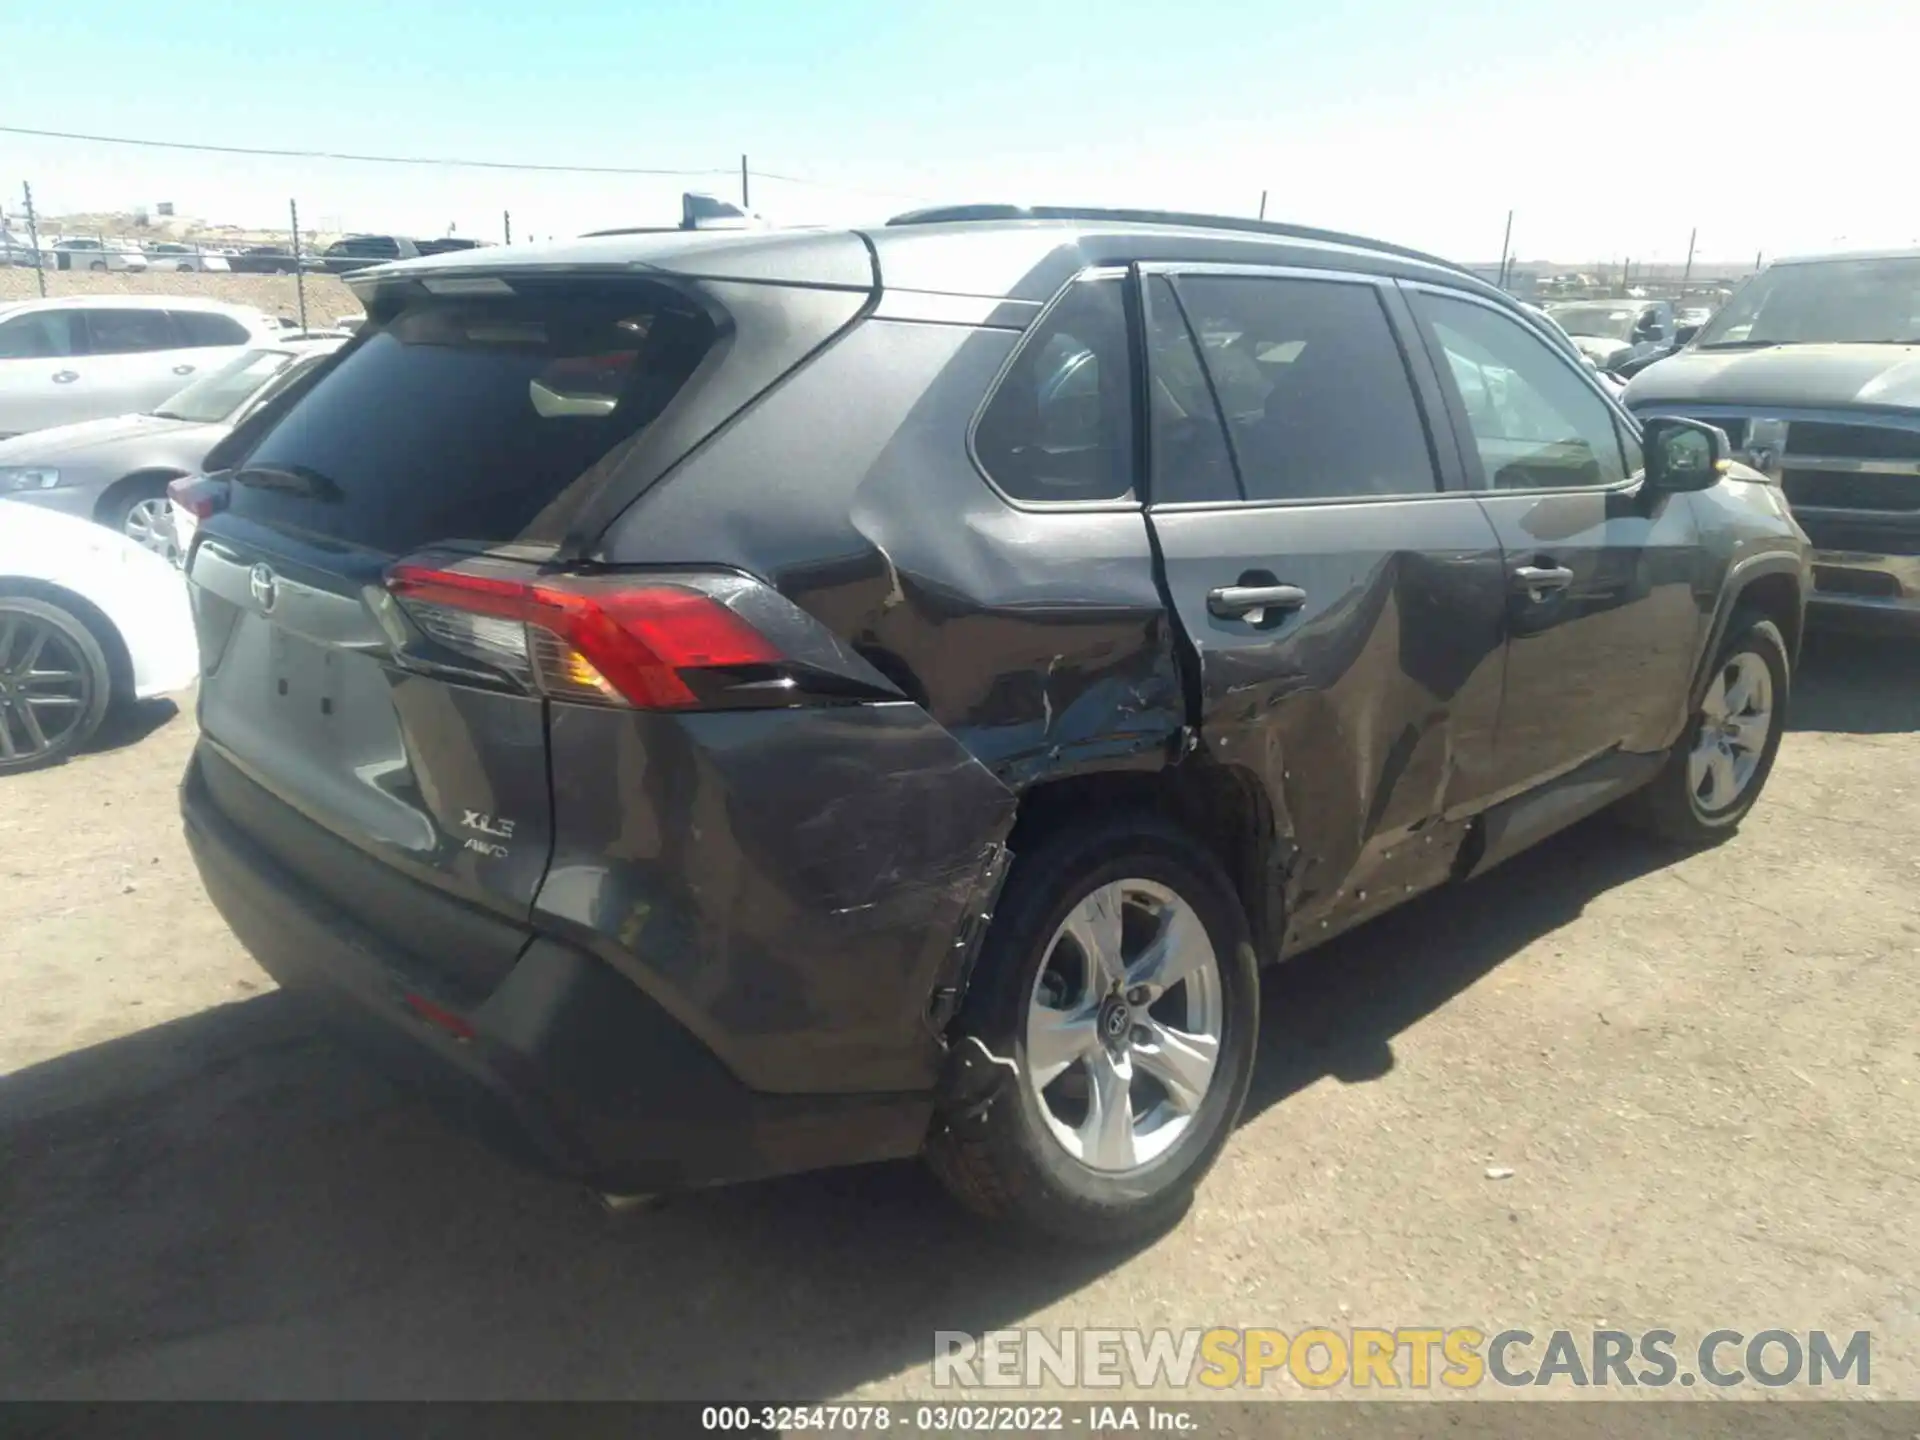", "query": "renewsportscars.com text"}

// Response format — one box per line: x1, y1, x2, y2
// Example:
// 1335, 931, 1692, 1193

933, 1327, 1872, 1391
